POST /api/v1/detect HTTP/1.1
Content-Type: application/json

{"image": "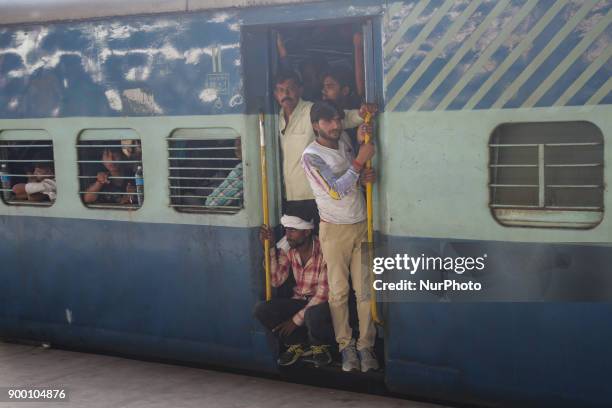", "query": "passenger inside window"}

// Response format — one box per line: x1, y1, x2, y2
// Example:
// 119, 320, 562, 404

83, 148, 136, 205
1, 140, 55, 206
205, 137, 243, 207
121, 139, 142, 163
11, 156, 56, 202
